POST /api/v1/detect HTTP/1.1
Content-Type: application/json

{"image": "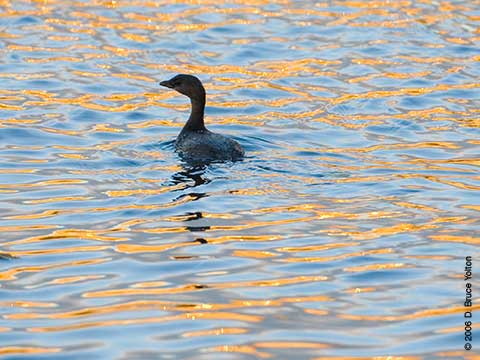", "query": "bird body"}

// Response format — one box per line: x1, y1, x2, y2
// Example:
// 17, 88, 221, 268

175, 128, 244, 161
159, 74, 244, 162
